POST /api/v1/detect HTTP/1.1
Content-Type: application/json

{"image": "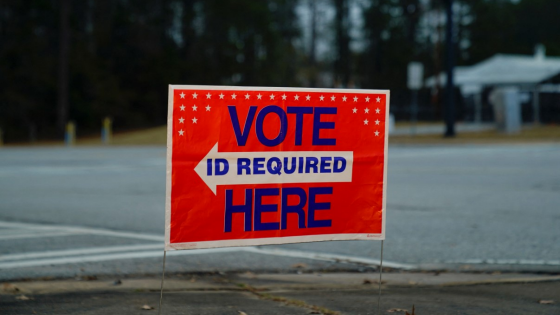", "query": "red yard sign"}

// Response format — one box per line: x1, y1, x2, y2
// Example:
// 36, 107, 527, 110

165, 86, 389, 250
